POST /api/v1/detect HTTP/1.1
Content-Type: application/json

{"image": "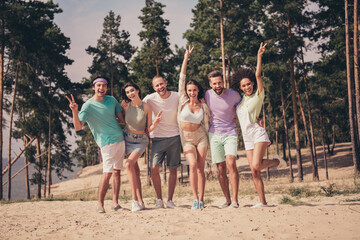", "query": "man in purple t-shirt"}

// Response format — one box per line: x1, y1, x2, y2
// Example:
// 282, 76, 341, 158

204, 70, 241, 208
